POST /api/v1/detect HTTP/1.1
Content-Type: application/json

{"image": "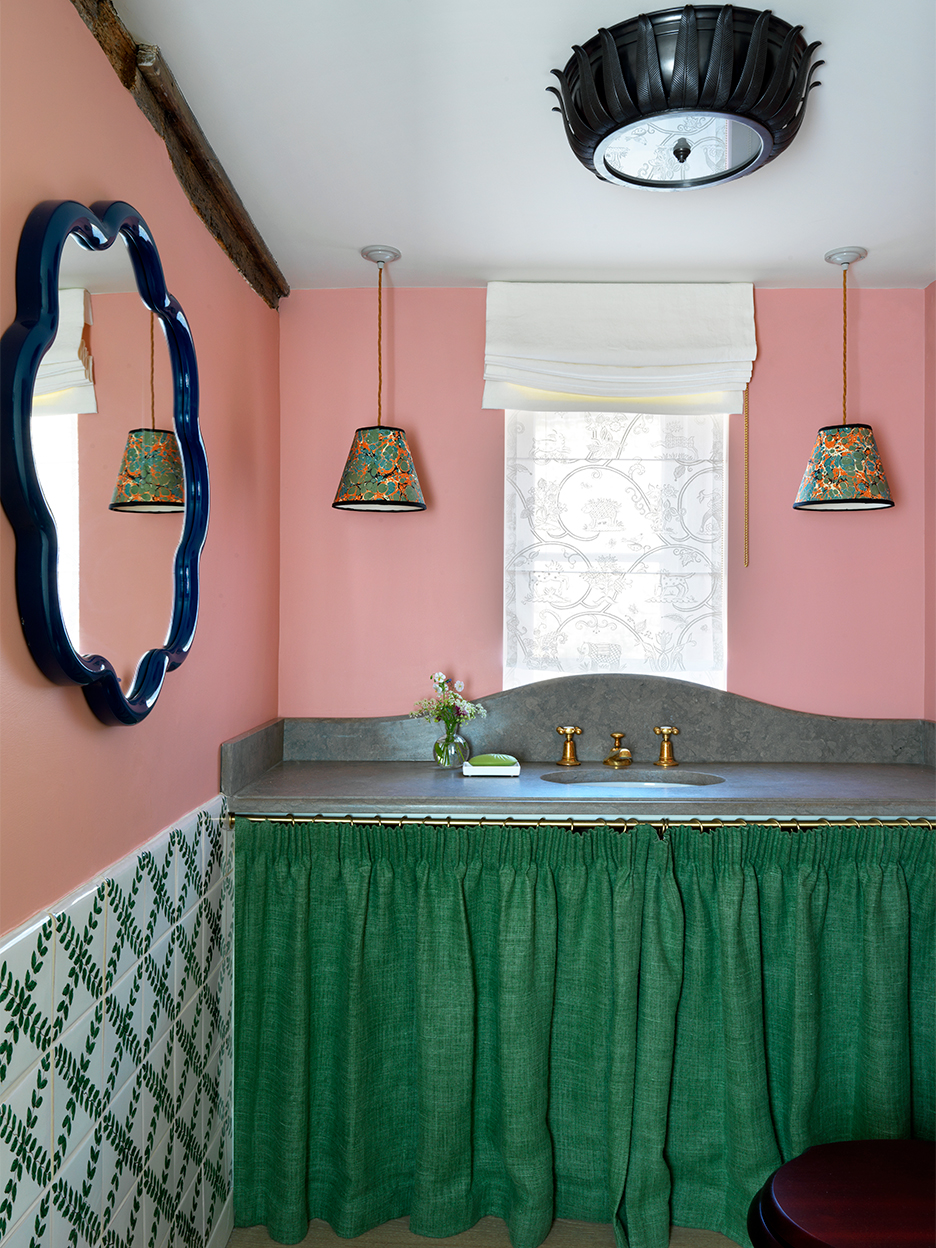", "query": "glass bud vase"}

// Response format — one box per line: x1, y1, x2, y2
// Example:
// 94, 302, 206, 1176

434, 730, 469, 769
